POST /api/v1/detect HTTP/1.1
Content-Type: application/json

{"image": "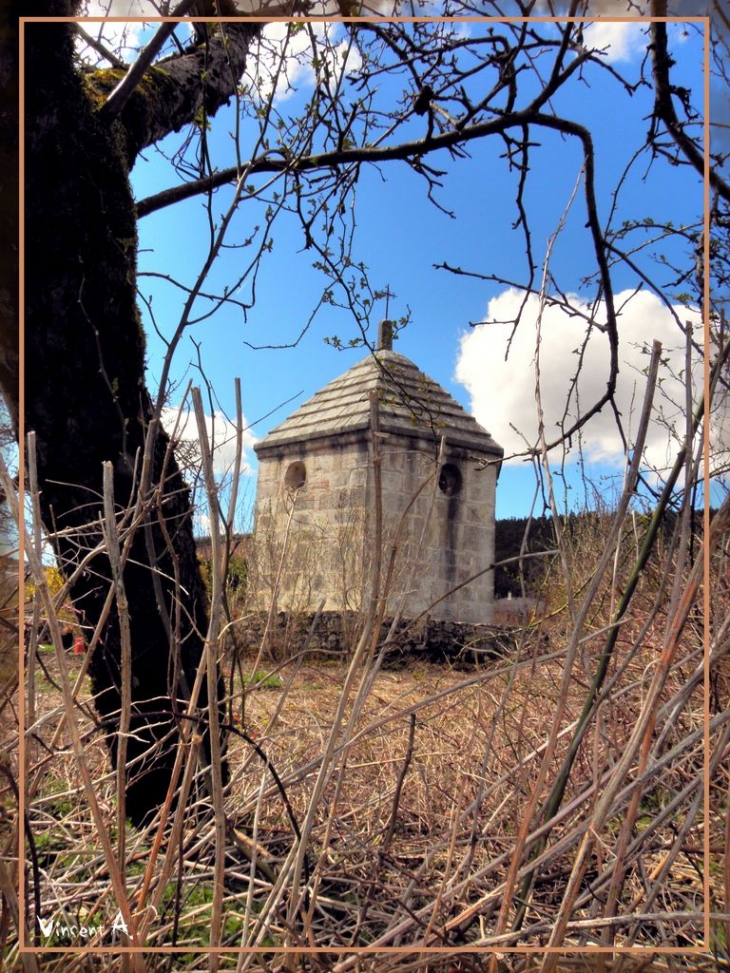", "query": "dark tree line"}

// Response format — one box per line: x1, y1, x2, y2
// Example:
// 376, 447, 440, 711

494, 515, 557, 599
494, 505, 718, 600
